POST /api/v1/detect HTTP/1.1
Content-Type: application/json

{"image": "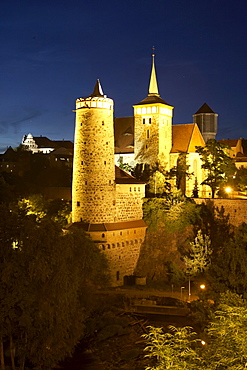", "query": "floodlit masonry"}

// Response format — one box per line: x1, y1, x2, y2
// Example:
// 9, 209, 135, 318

71, 80, 146, 286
